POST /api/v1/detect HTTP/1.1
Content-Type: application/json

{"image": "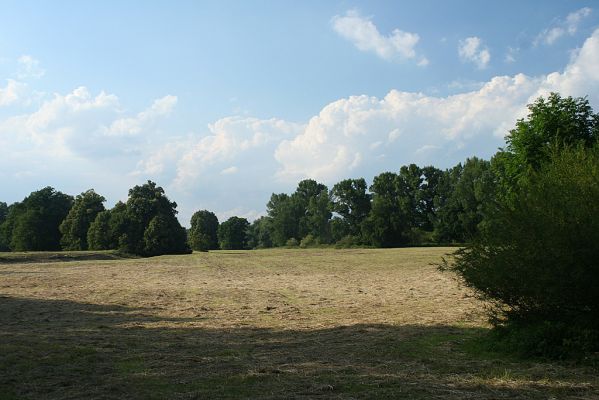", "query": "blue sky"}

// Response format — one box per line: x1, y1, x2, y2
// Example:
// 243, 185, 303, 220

1, 1, 598, 225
